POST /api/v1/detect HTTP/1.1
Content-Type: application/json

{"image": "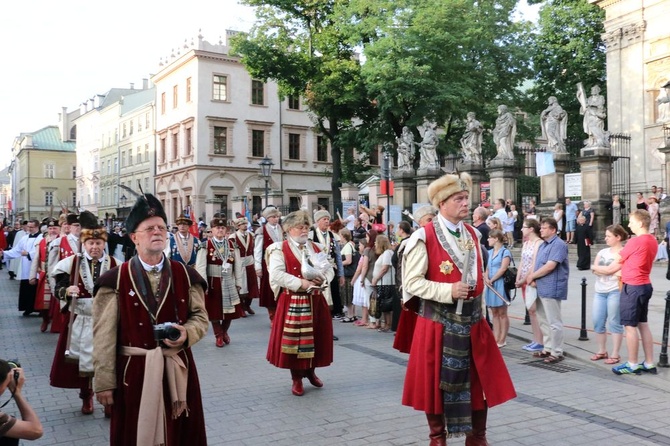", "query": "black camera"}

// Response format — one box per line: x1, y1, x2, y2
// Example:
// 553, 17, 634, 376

153, 323, 181, 342
7, 359, 20, 382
